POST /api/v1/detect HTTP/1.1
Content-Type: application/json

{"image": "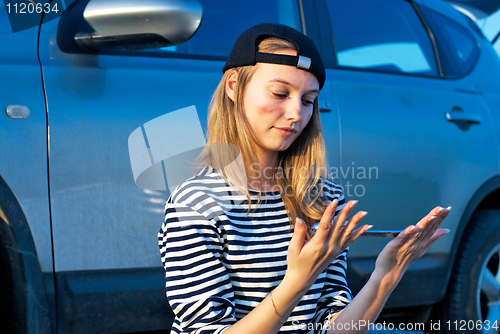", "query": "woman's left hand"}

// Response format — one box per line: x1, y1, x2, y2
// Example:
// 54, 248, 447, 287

373, 206, 451, 284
